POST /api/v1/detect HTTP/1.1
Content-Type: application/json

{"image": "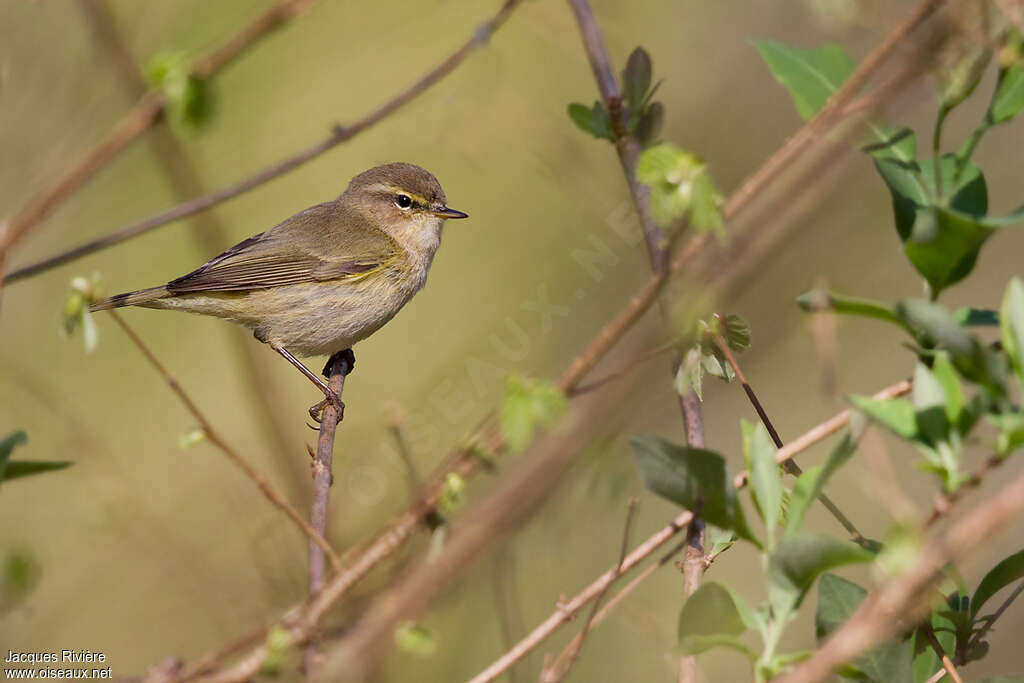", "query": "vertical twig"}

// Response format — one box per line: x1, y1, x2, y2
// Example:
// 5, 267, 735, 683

564, 5, 709, 680
305, 350, 352, 675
